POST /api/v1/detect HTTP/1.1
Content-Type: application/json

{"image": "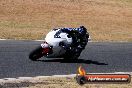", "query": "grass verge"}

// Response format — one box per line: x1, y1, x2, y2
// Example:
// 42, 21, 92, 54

0, 0, 132, 41
0, 76, 132, 88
